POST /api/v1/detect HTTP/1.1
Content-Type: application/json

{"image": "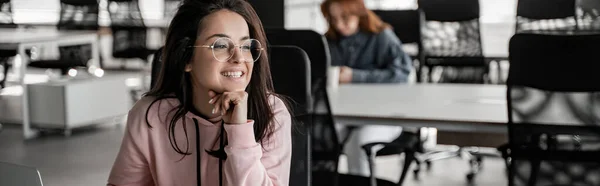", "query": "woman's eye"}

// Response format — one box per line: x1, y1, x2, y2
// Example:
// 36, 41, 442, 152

214, 44, 228, 49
